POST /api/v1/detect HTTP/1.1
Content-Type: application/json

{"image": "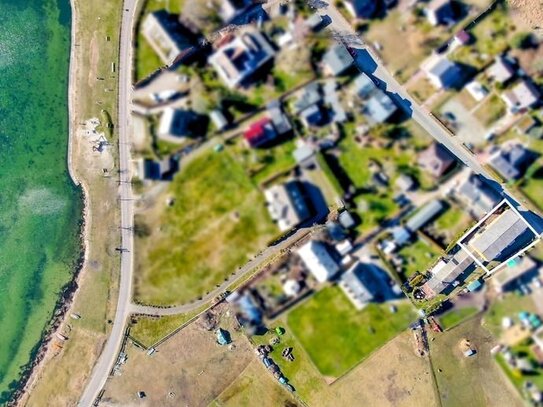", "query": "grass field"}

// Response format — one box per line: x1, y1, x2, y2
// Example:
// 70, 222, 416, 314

213, 360, 300, 407
398, 238, 442, 279
496, 339, 543, 396
434, 204, 474, 241
438, 306, 479, 330
129, 309, 204, 348
286, 286, 416, 378
134, 149, 277, 305
521, 167, 543, 211
430, 317, 523, 407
